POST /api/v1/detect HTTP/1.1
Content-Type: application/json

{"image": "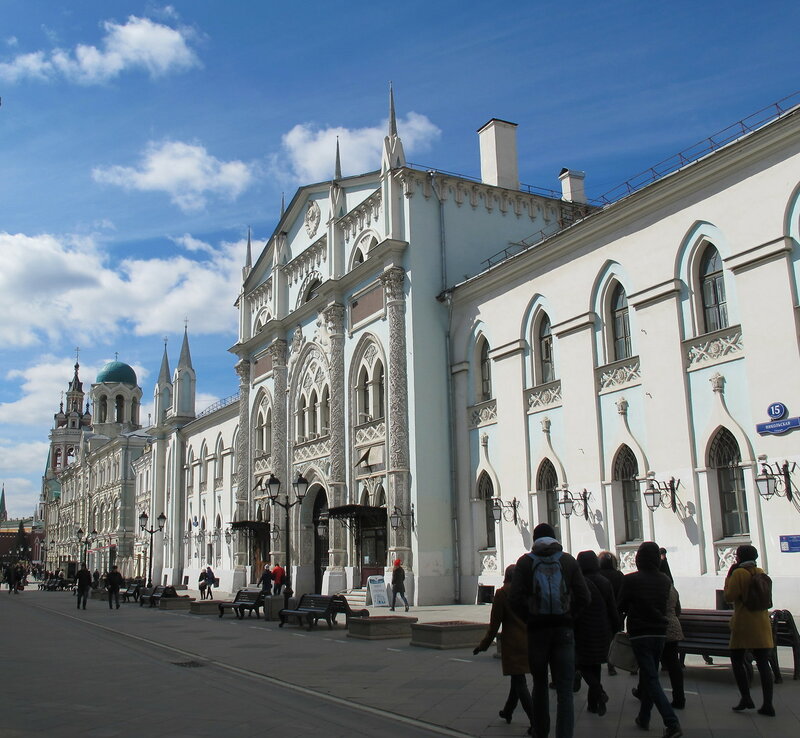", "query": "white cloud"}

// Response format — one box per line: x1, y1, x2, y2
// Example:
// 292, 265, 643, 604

170, 233, 215, 255
0, 15, 199, 84
6, 36, 18, 48
92, 140, 253, 212
280, 112, 441, 183
0, 231, 244, 348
